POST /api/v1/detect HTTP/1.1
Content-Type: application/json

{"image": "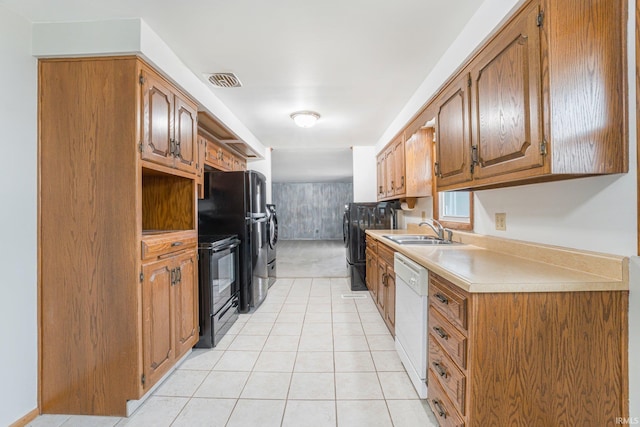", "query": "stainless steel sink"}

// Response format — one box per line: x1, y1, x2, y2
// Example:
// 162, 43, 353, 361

382, 234, 462, 245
